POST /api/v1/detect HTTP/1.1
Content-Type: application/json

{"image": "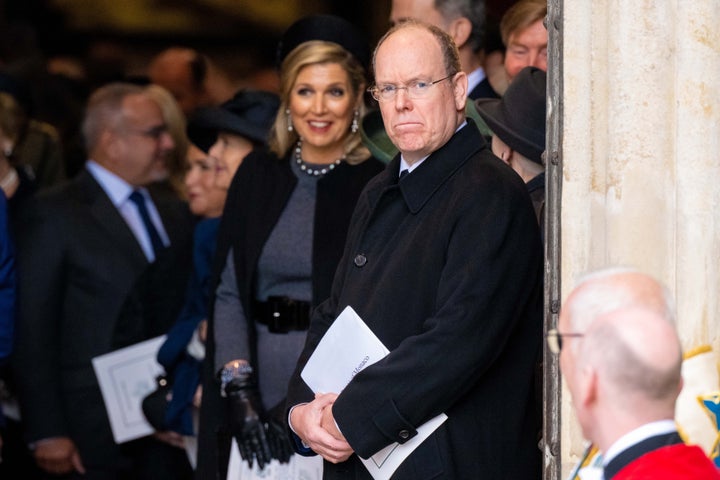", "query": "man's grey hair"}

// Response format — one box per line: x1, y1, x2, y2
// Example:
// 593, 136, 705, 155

435, 0, 486, 52
81, 82, 148, 152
